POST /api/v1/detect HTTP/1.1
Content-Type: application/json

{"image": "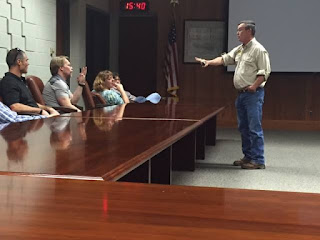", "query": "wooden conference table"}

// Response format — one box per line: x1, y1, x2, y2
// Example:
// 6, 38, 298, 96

65, 102, 225, 159
1, 175, 320, 240
0, 102, 224, 184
